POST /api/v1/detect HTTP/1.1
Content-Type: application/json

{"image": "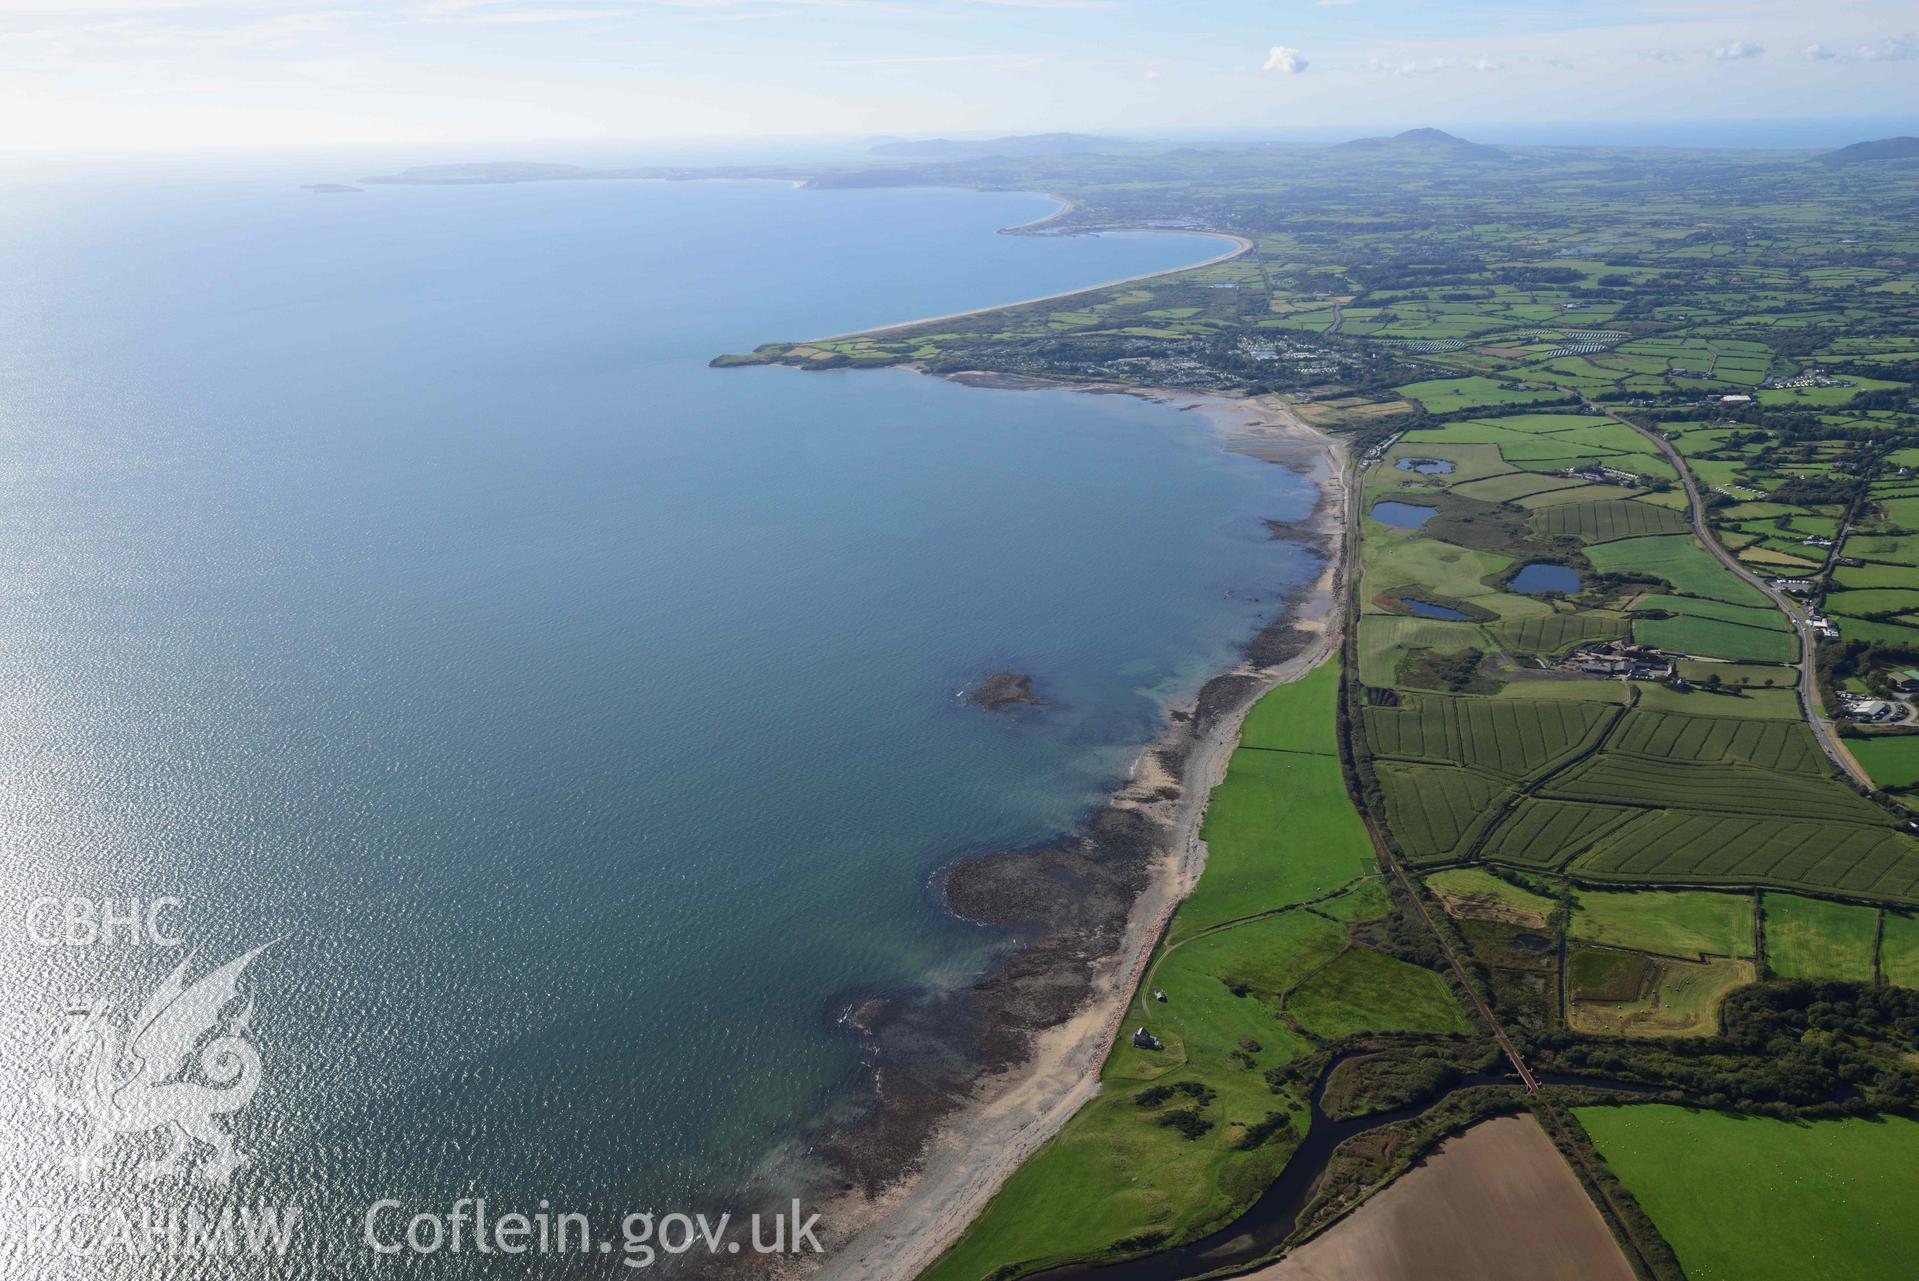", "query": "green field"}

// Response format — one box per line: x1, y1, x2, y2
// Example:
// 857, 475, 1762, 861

1848, 733, 1919, 791
1763, 894, 1879, 980
1630, 683, 1804, 719
1633, 615, 1796, 661
1394, 376, 1567, 413
1578, 1107, 1919, 1281
1634, 594, 1789, 631
1424, 866, 1557, 925
921, 911, 1332, 1281
1672, 660, 1796, 688
1584, 535, 1770, 606
1879, 911, 1919, 988
1569, 888, 1754, 959
1285, 946, 1472, 1039
1832, 561, 1919, 590
1238, 661, 1342, 755
1180, 720, 1374, 939
1362, 531, 1510, 604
